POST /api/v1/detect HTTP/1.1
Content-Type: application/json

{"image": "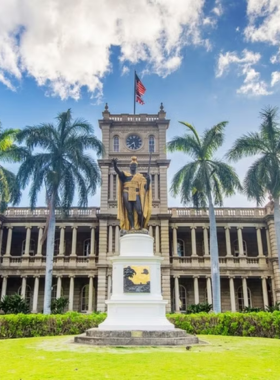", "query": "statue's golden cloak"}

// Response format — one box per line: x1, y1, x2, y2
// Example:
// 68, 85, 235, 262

117, 171, 152, 230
